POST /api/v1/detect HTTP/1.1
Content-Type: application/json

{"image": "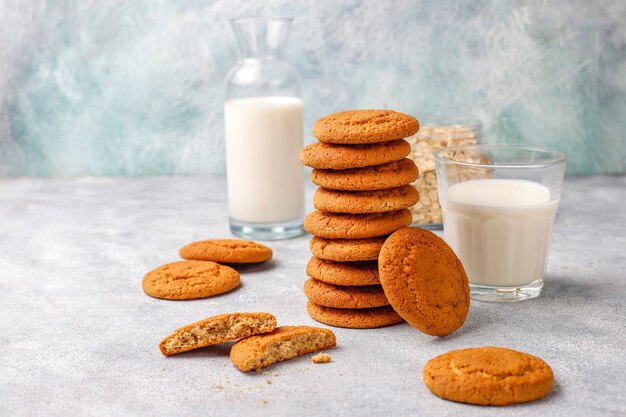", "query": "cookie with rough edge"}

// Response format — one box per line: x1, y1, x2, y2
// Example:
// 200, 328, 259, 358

378, 227, 470, 336
230, 326, 336, 372
159, 312, 277, 356
180, 239, 272, 263
303, 277, 389, 309
300, 139, 411, 169
142, 260, 240, 300
307, 301, 404, 329
423, 346, 554, 406
311, 159, 418, 191
310, 236, 386, 262
307, 256, 379, 286
314, 185, 419, 214
313, 110, 419, 144
304, 209, 412, 239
